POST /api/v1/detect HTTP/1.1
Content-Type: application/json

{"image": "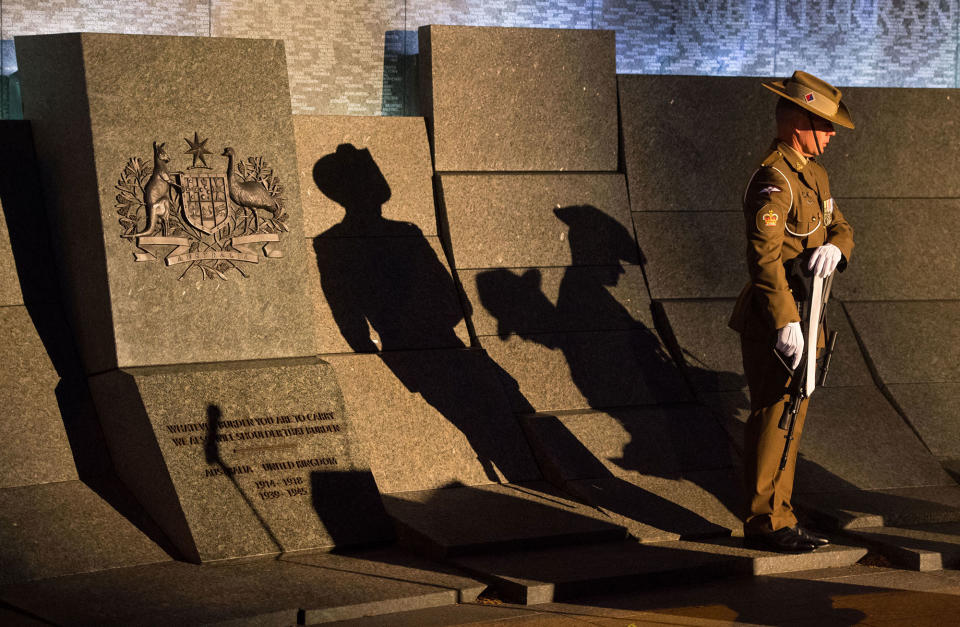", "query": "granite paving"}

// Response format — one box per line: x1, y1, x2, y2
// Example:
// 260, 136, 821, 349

886, 383, 960, 460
